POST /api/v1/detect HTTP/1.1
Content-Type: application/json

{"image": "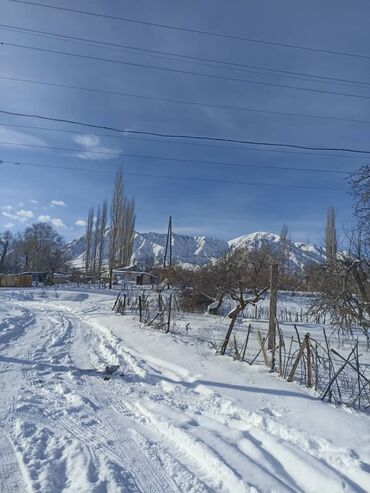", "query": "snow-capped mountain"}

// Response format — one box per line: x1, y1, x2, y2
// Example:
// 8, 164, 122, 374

67, 231, 326, 270
68, 231, 229, 268
228, 232, 326, 270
